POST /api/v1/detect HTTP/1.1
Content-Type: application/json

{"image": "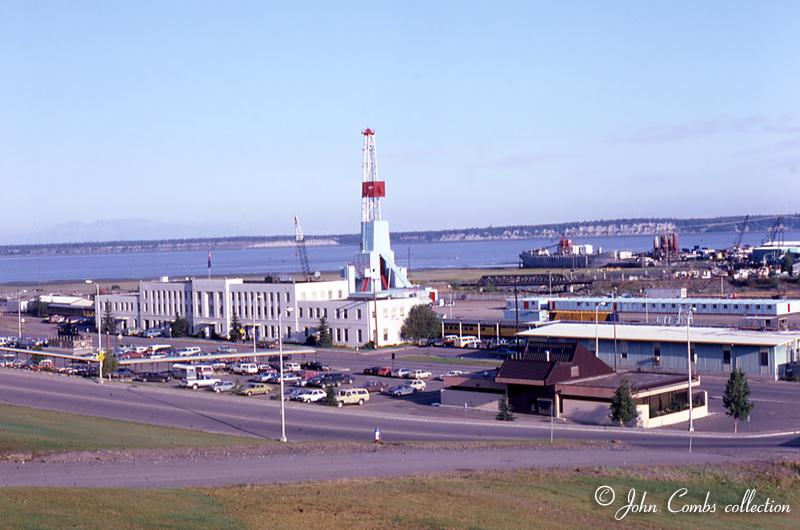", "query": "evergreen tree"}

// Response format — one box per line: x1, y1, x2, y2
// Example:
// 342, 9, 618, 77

229, 313, 244, 342
102, 353, 119, 377
723, 368, 754, 433
317, 317, 332, 347
610, 377, 637, 427
496, 395, 515, 421
400, 305, 441, 341
781, 253, 795, 276
324, 385, 337, 406
102, 305, 116, 335
171, 313, 190, 337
